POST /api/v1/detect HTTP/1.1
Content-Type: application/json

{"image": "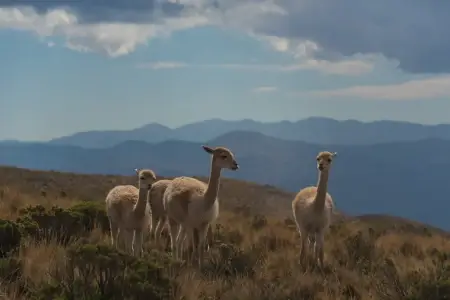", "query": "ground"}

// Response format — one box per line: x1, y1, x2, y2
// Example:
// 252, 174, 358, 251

0, 166, 449, 300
